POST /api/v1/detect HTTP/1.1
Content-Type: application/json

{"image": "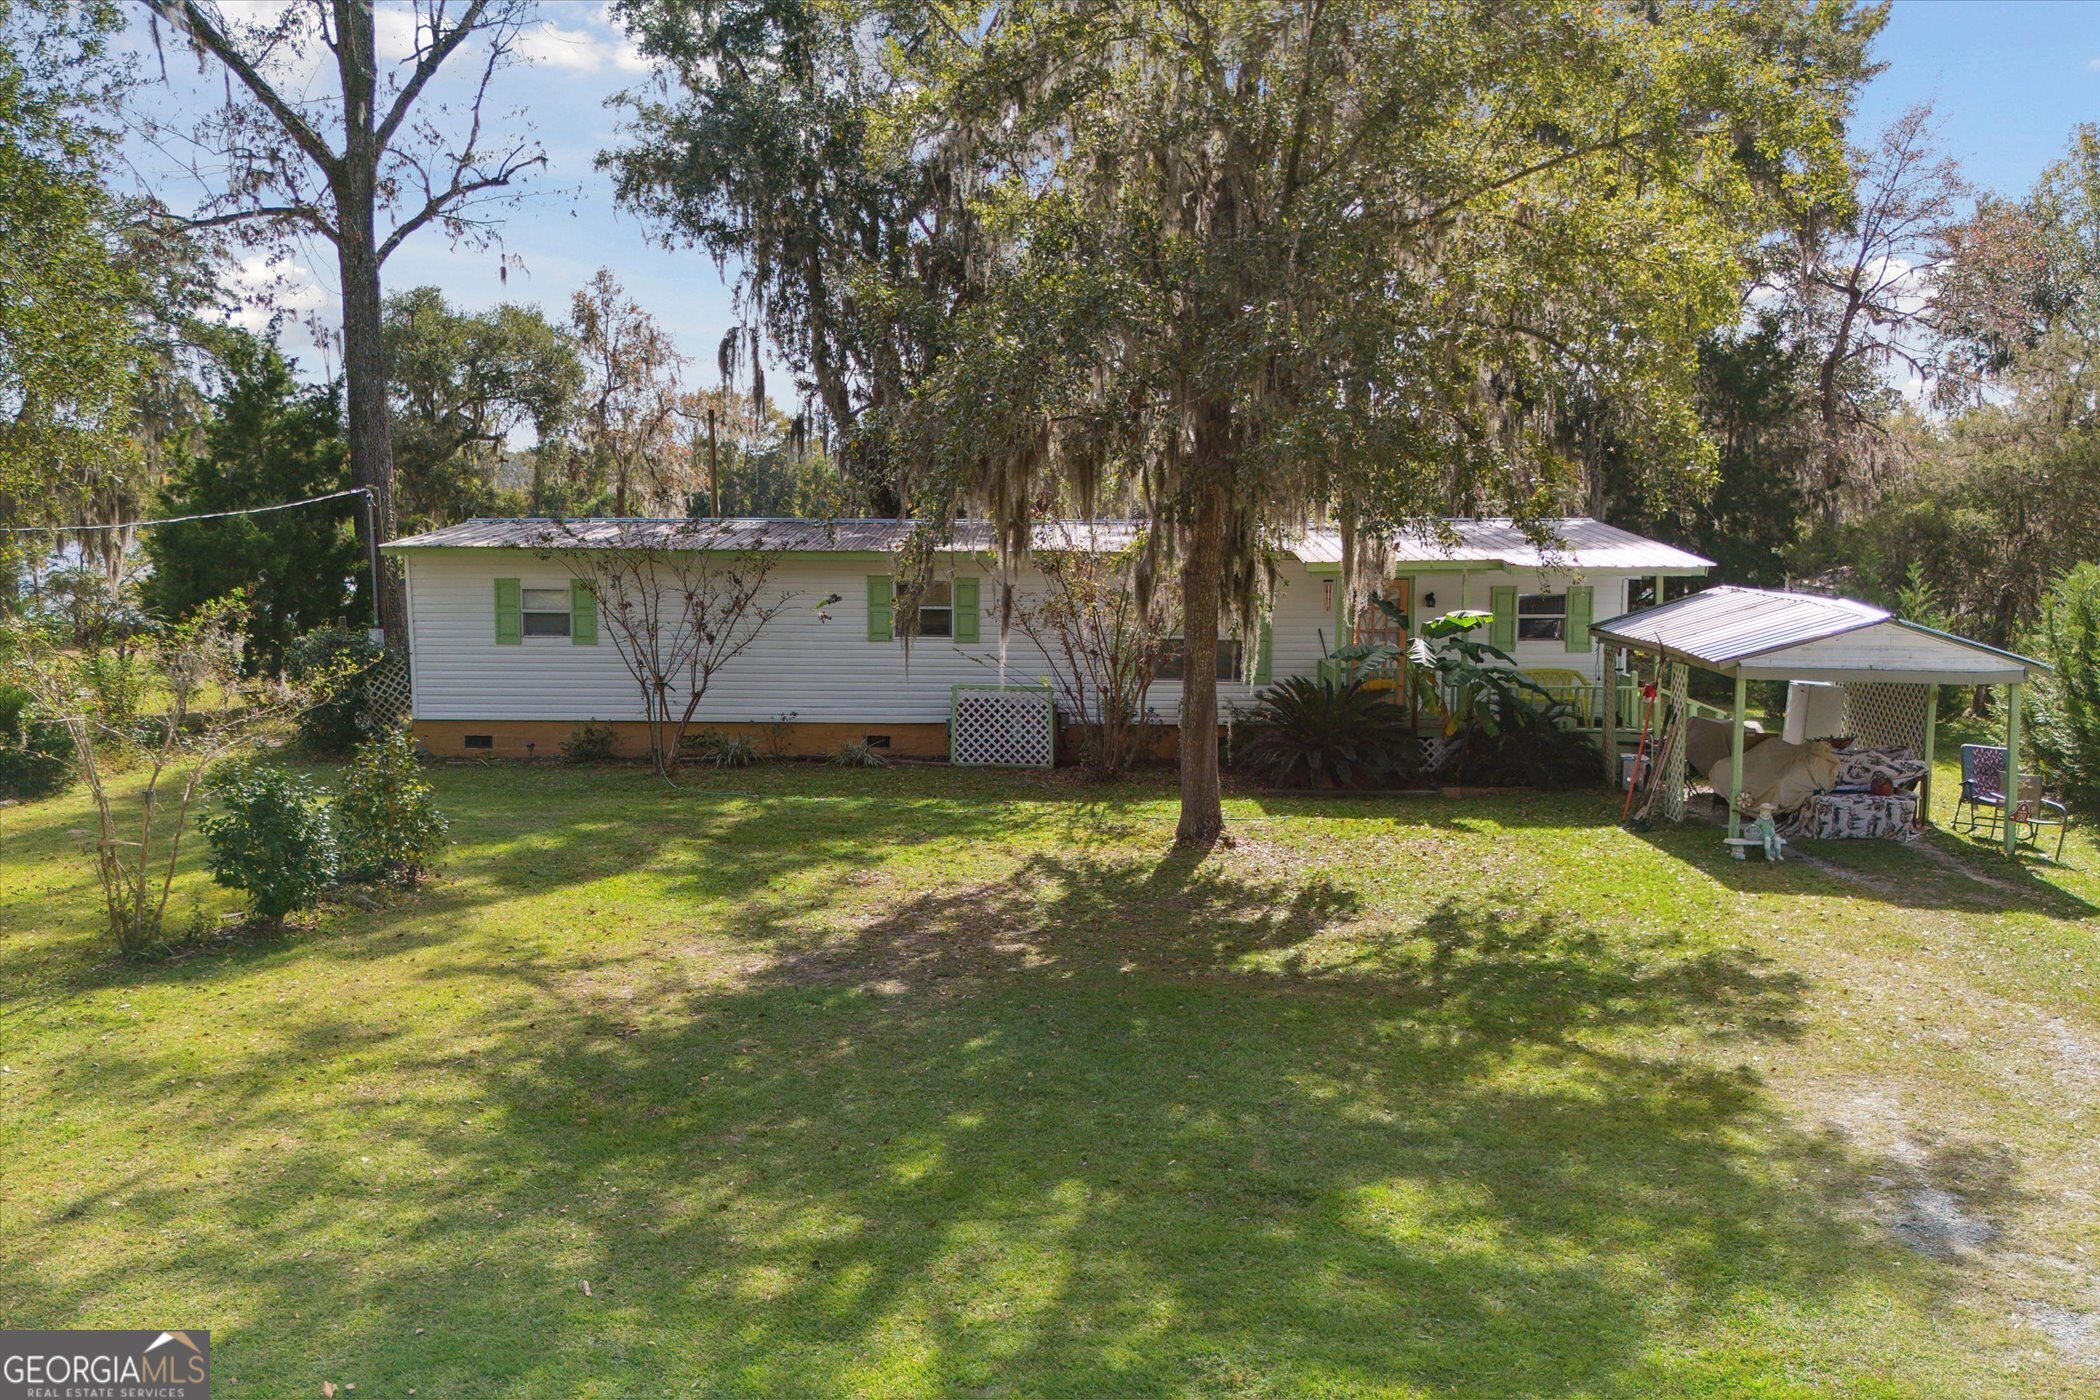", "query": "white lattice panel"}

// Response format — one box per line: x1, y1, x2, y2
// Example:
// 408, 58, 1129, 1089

1840, 682, 1929, 754
1661, 662, 1690, 823
950, 685, 1055, 768
363, 649, 412, 732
